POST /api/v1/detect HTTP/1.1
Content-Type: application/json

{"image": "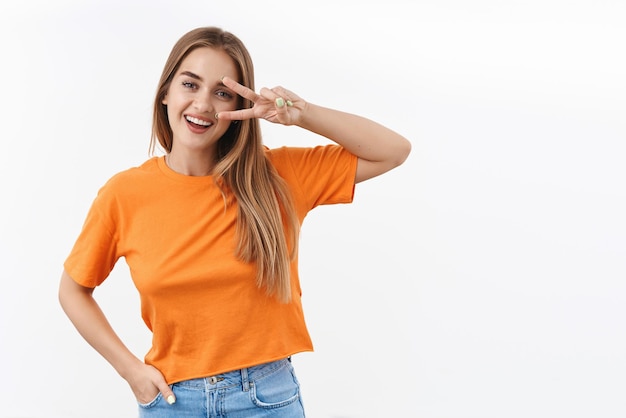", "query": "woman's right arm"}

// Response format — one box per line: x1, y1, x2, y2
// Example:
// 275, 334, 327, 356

58, 269, 176, 405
